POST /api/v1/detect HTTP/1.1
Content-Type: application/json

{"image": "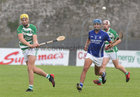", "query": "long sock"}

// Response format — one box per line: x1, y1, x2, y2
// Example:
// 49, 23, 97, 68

102, 72, 106, 77
99, 77, 102, 82
46, 74, 50, 79
28, 85, 33, 90
80, 82, 83, 87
